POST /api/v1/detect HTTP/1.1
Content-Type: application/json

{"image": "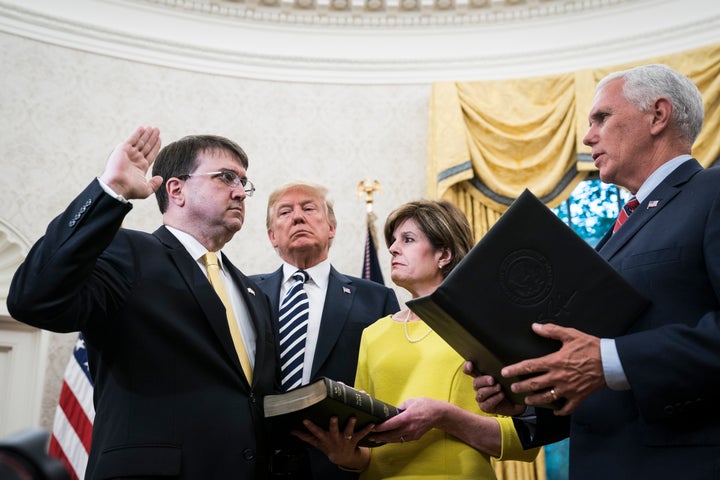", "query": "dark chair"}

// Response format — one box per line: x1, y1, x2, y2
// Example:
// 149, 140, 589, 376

0, 429, 70, 480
